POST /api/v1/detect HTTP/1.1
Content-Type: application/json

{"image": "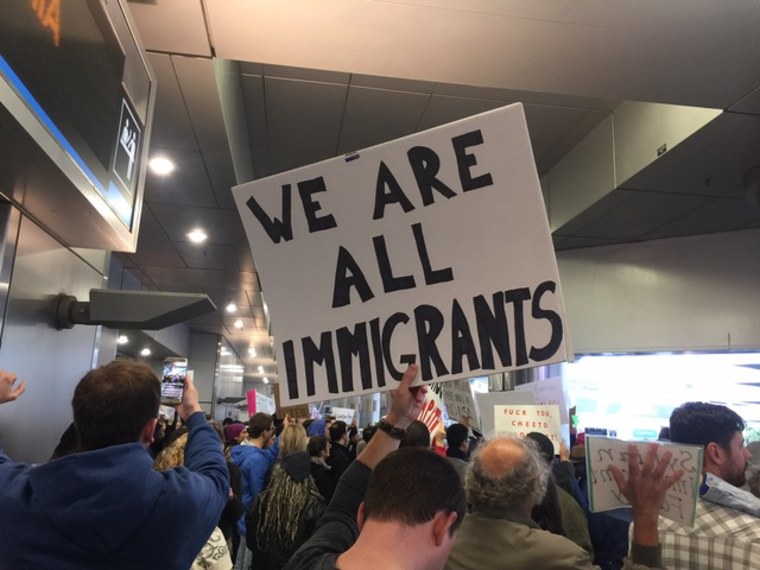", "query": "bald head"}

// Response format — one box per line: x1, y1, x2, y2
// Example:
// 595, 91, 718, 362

466, 436, 548, 513
478, 438, 526, 477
